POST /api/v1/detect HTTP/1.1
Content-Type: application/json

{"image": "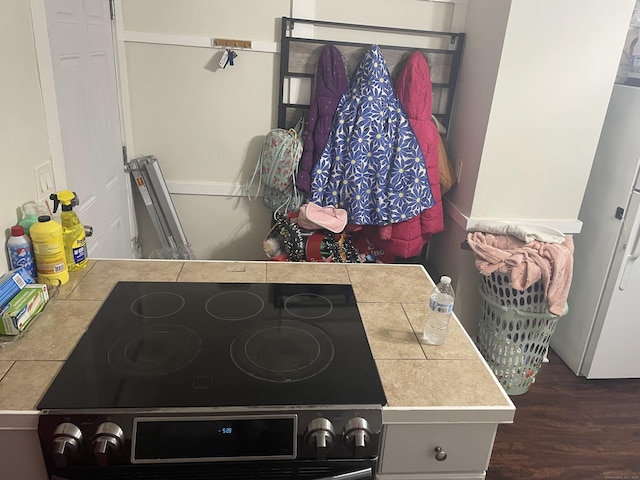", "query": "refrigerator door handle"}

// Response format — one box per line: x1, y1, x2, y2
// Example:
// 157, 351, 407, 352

619, 215, 640, 290
628, 224, 640, 261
